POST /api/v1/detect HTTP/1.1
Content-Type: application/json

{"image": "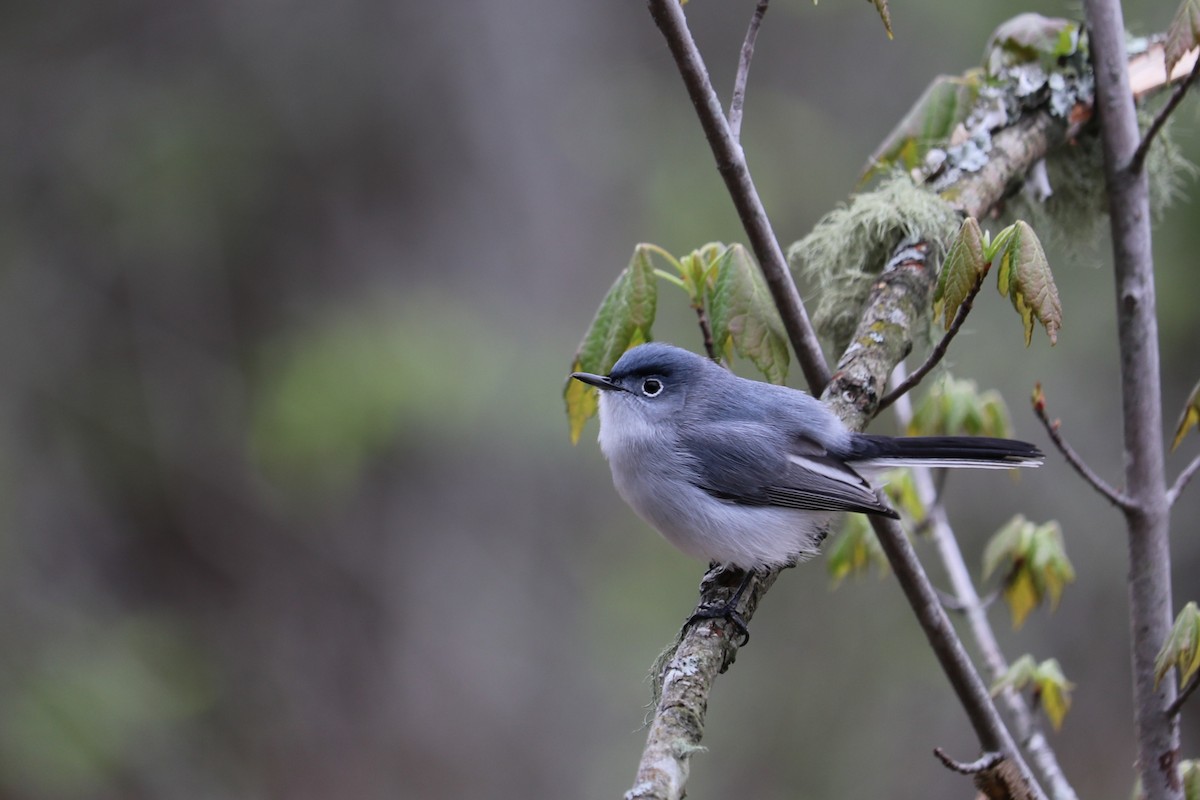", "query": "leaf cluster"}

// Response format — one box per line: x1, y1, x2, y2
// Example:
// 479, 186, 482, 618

907, 376, 1015, 439
935, 217, 1062, 347
991, 654, 1074, 730
1154, 601, 1200, 690
564, 242, 788, 442
983, 515, 1075, 630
